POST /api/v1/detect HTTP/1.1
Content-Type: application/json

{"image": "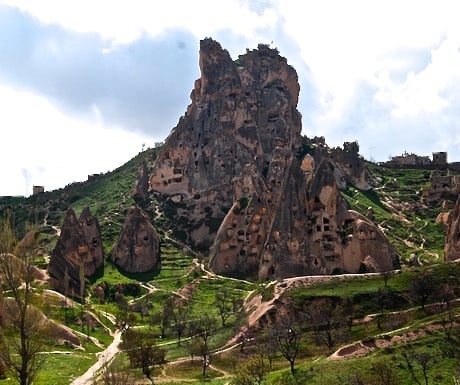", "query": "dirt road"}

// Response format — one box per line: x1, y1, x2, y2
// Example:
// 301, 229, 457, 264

69, 329, 122, 385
